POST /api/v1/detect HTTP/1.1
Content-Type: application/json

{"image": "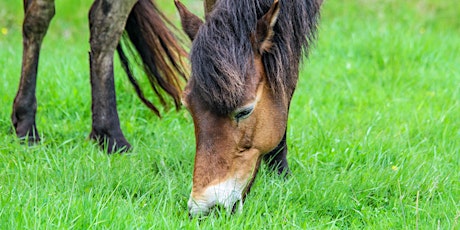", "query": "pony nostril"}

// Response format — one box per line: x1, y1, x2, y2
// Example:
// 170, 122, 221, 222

231, 199, 243, 214
231, 202, 238, 214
